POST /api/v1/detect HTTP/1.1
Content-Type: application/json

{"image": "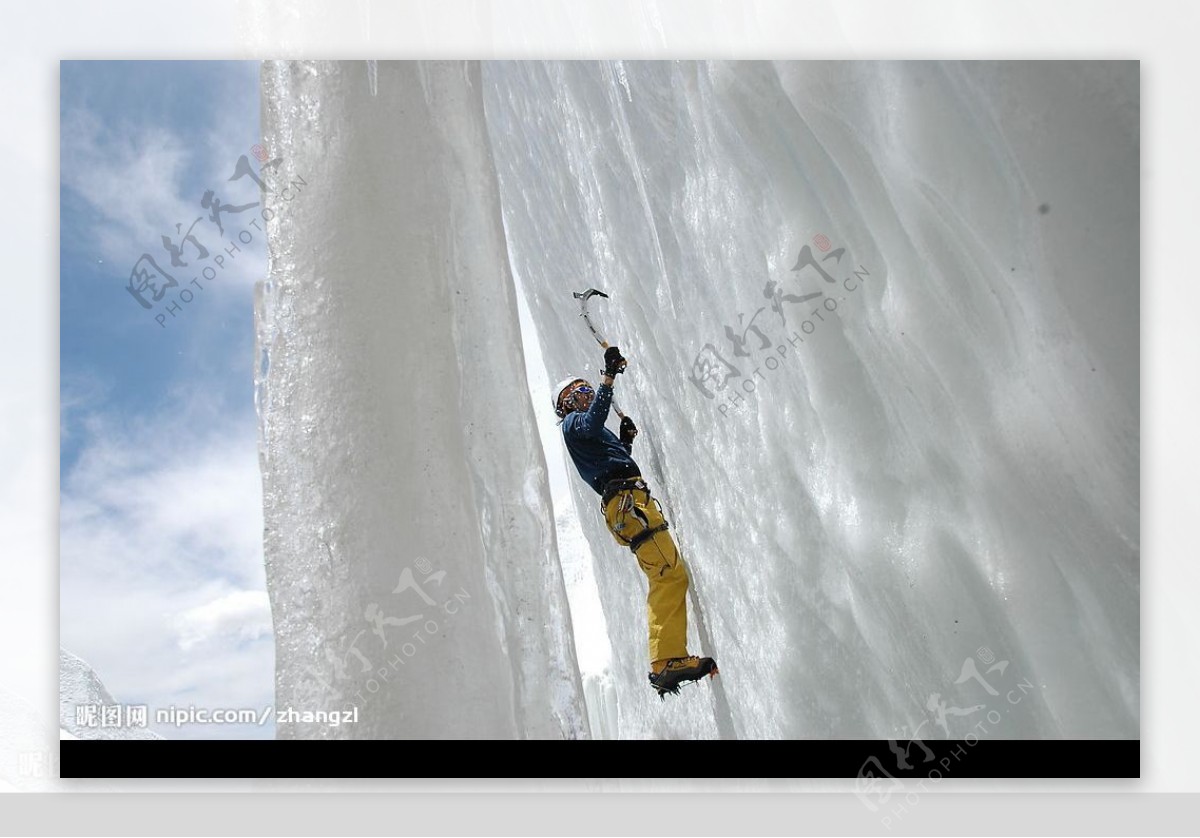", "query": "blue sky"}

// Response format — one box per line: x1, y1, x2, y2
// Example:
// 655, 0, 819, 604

60, 61, 274, 739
